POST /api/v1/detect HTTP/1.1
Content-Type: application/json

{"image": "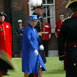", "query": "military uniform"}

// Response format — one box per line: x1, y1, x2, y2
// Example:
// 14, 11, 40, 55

33, 12, 46, 63
29, 12, 46, 77
41, 23, 51, 57
55, 20, 62, 38
58, 14, 77, 77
